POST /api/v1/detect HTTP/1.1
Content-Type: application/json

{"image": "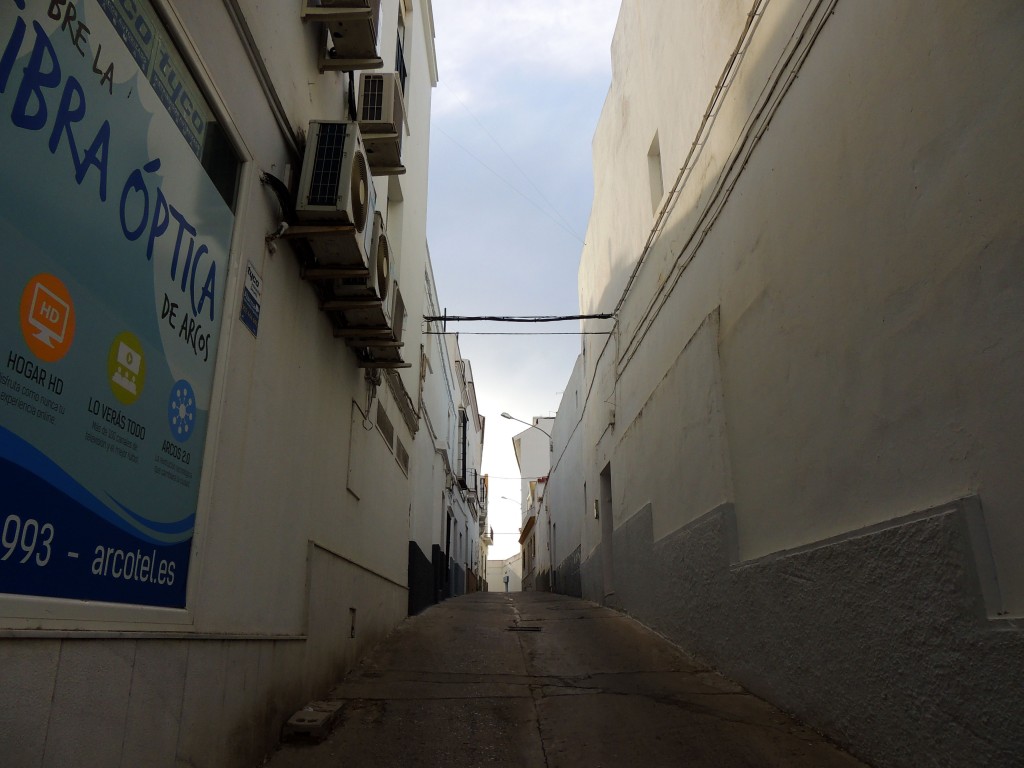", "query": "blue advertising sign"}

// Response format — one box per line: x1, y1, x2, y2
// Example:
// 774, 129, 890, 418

0, 1, 234, 608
